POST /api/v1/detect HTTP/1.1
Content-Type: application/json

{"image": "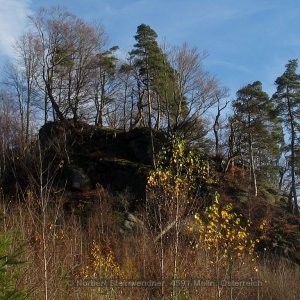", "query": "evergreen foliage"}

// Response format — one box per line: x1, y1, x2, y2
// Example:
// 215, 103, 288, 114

231, 81, 283, 194
273, 59, 300, 214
